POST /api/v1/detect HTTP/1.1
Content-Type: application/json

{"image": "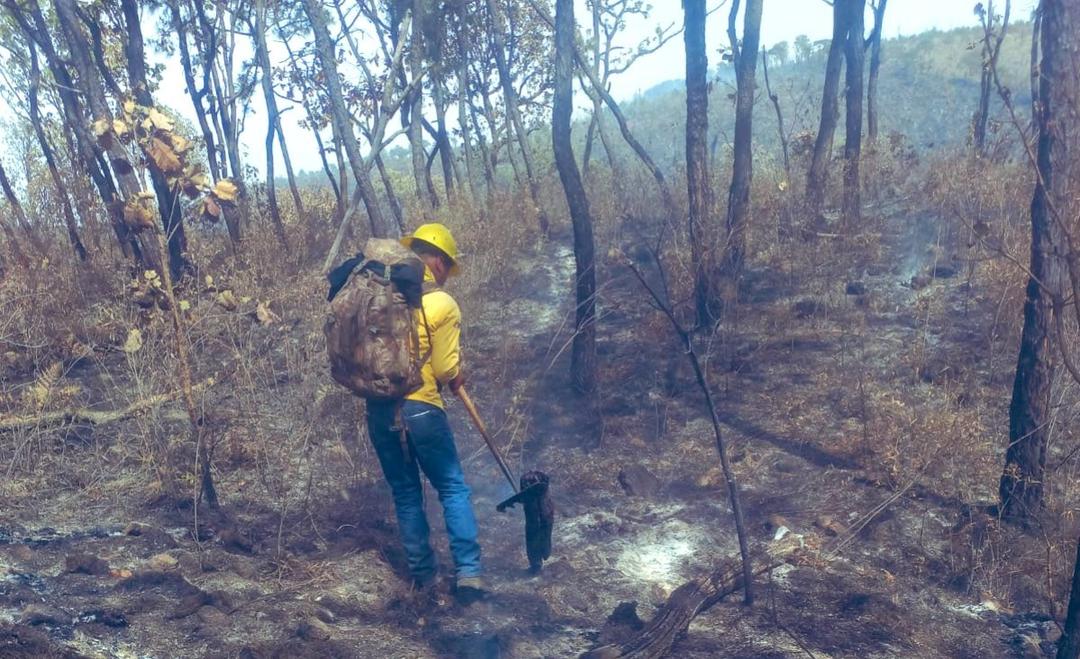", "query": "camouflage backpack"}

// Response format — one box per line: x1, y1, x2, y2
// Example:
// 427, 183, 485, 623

324, 238, 430, 400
